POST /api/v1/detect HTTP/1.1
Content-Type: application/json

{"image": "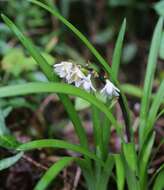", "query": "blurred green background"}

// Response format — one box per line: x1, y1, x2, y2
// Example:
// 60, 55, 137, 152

0, 0, 163, 85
